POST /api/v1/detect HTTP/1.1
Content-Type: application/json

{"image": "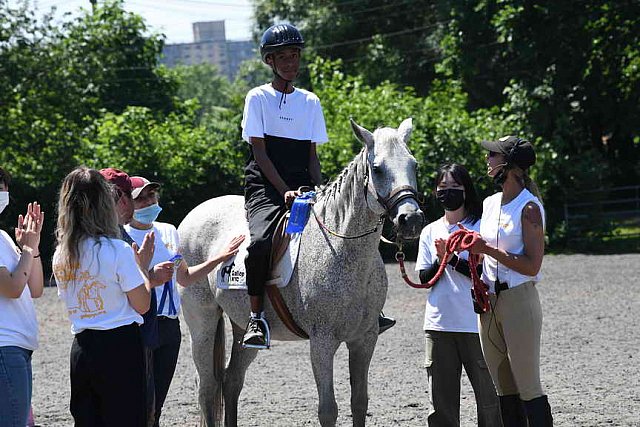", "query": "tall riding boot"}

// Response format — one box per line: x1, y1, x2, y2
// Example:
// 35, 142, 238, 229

499, 394, 527, 427
523, 395, 553, 427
